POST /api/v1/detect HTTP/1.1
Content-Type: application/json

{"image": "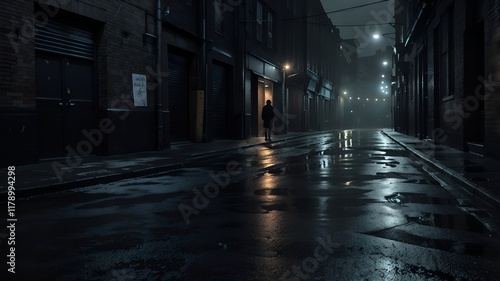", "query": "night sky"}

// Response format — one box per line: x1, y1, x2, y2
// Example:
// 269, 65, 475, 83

320, 0, 396, 57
